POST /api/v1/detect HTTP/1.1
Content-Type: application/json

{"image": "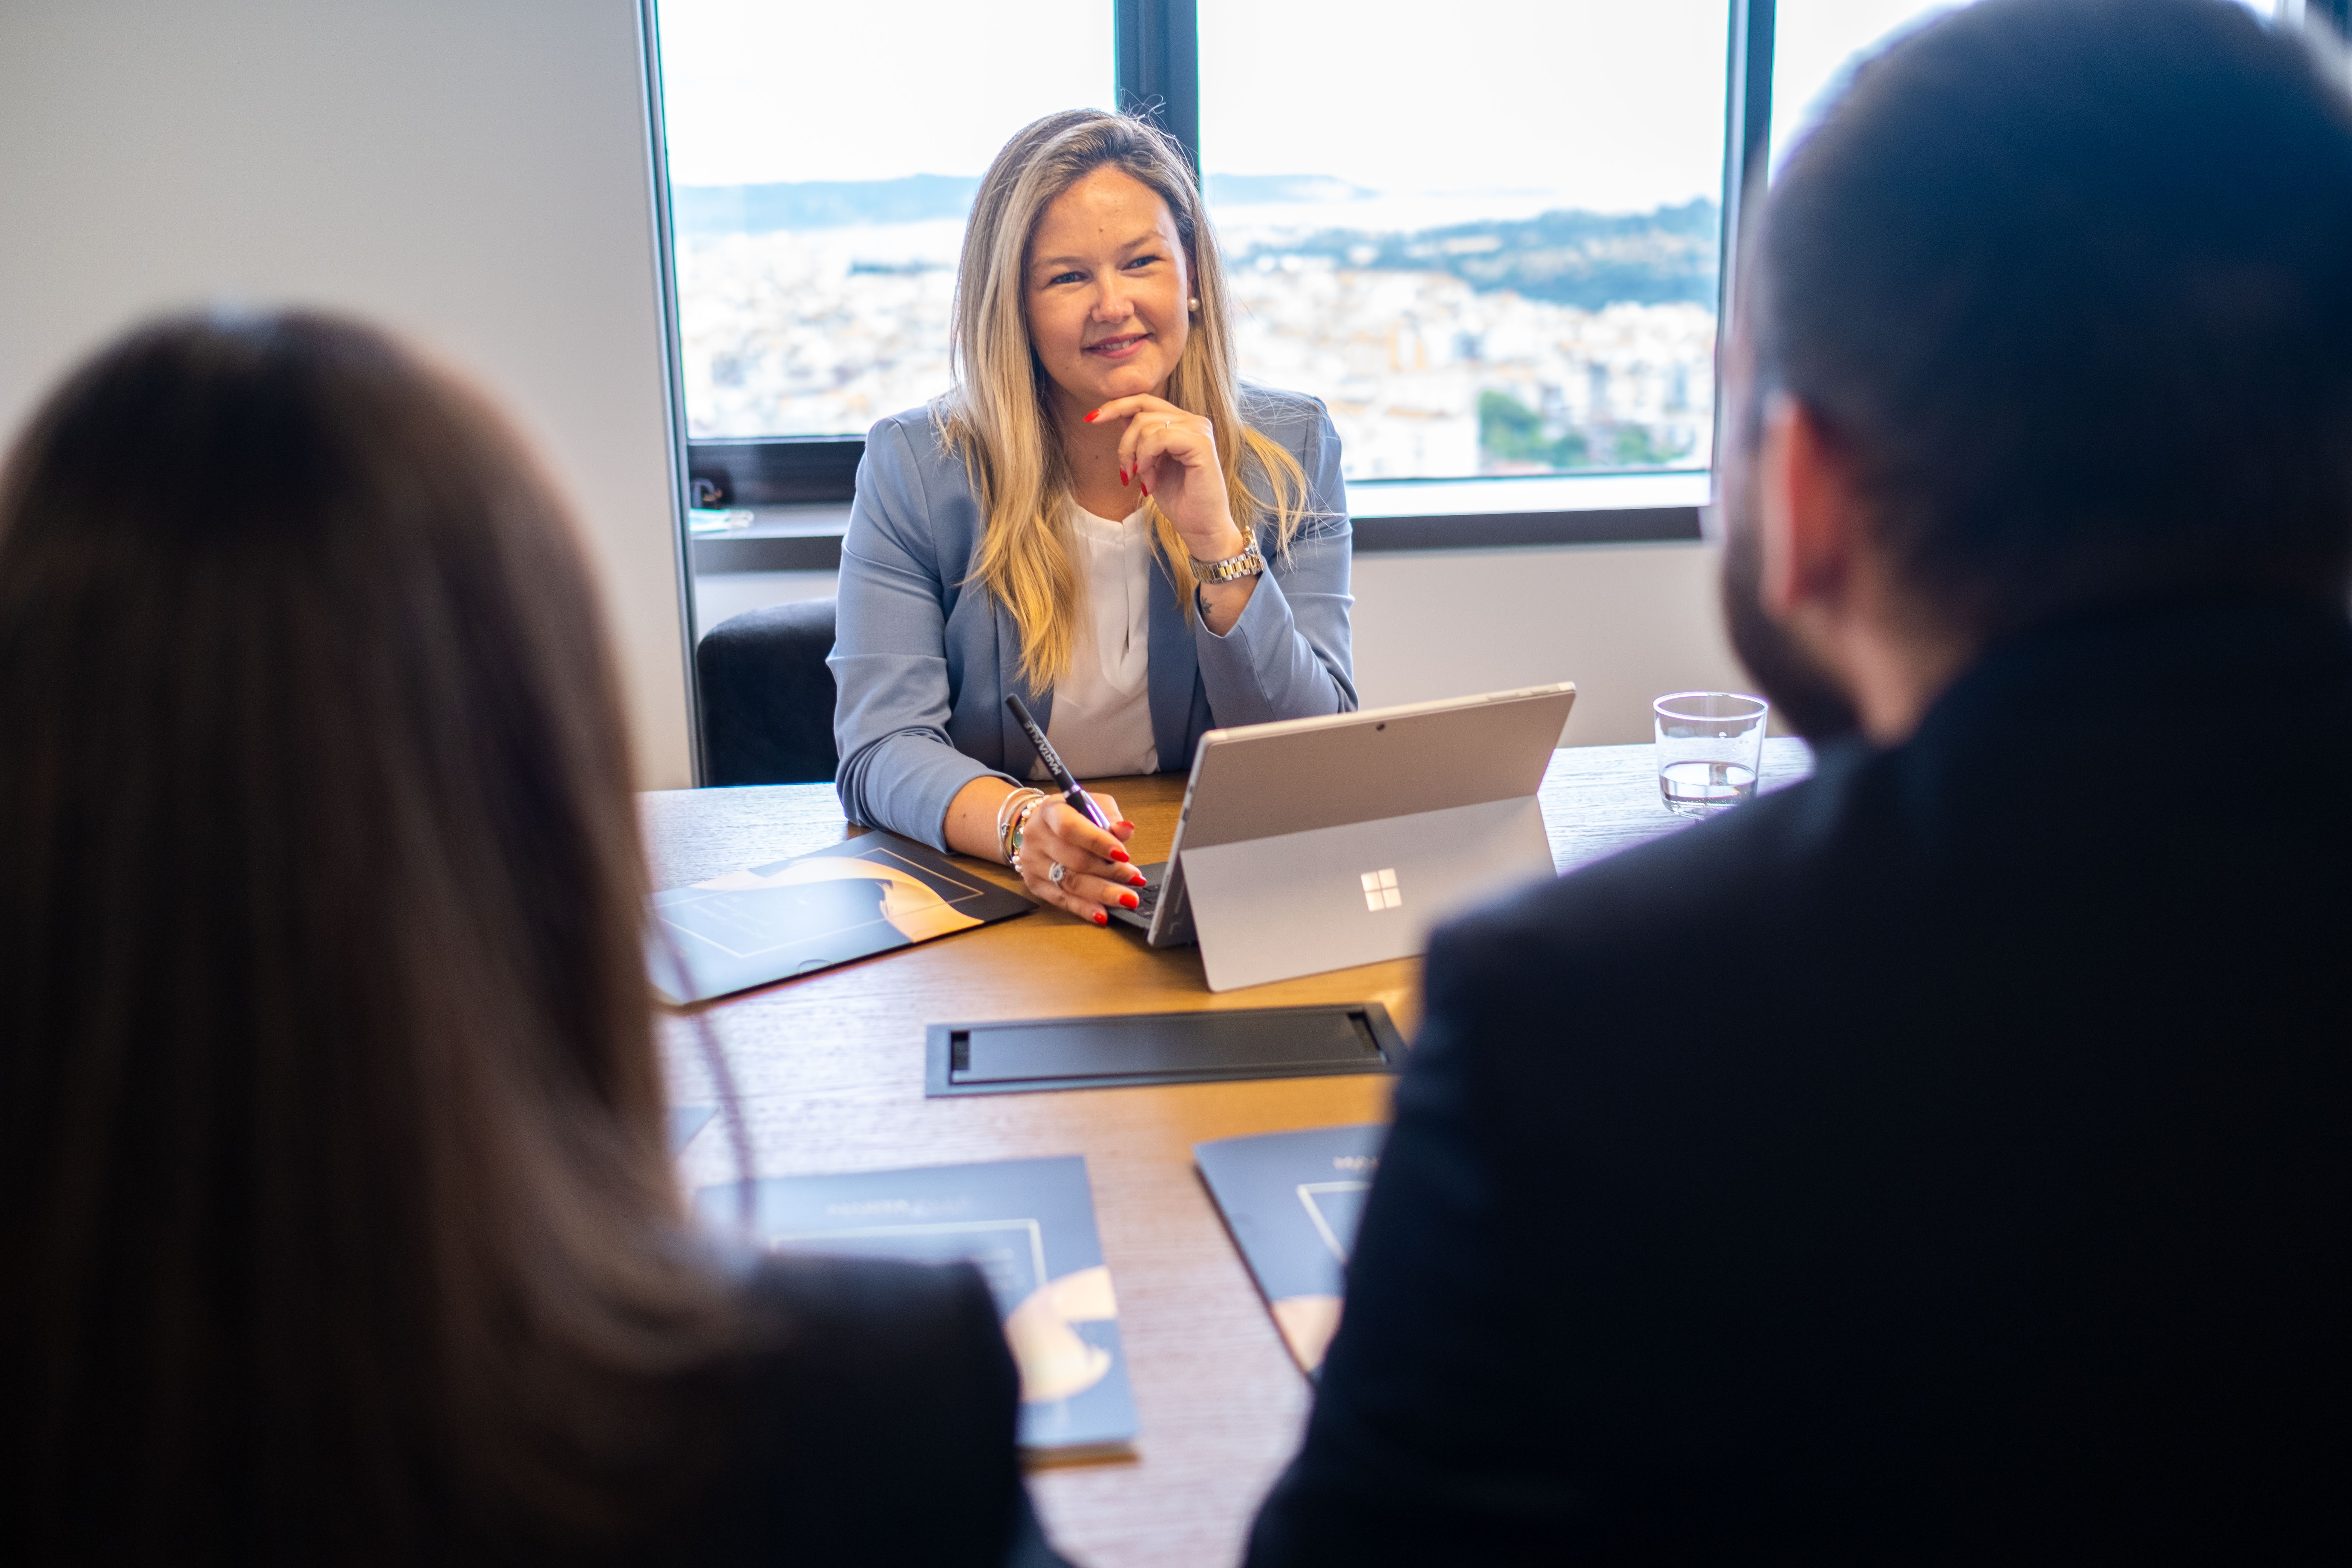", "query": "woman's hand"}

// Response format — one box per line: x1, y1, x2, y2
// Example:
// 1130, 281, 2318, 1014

1088, 394, 1245, 564
1017, 795, 1145, 926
